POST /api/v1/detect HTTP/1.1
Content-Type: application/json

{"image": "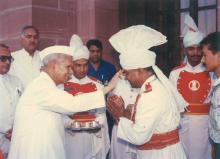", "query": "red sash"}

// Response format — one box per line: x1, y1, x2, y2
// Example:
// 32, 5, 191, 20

64, 82, 97, 96
138, 129, 179, 150
185, 103, 210, 115
64, 82, 97, 121
70, 112, 96, 122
